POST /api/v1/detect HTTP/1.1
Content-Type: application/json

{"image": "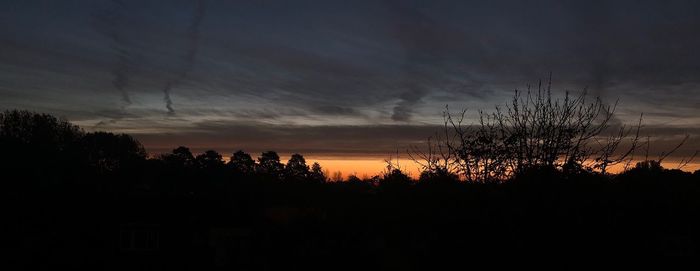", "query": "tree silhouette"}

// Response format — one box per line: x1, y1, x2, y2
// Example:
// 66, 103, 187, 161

0, 110, 83, 178
256, 151, 284, 179
229, 150, 255, 175
345, 174, 362, 183
0, 110, 82, 152
161, 146, 196, 168
196, 150, 224, 170
380, 168, 412, 191
0, 110, 83, 149
78, 132, 146, 173
418, 167, 459, 184
411, 81, 648, 182
309, 162, 327, 183
285, 153, 310, 181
